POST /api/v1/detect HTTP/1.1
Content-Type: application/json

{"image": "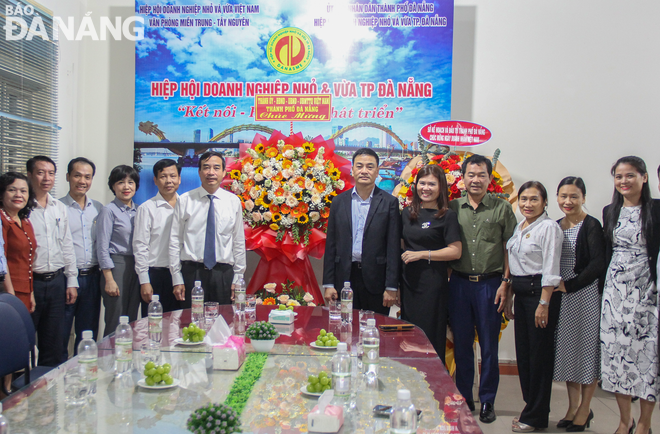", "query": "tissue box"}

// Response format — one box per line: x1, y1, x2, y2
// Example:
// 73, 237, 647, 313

273, 323, 295, 336
308, 404, 344, 433
212, 336, 245, 370
269, 309, 294, 324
